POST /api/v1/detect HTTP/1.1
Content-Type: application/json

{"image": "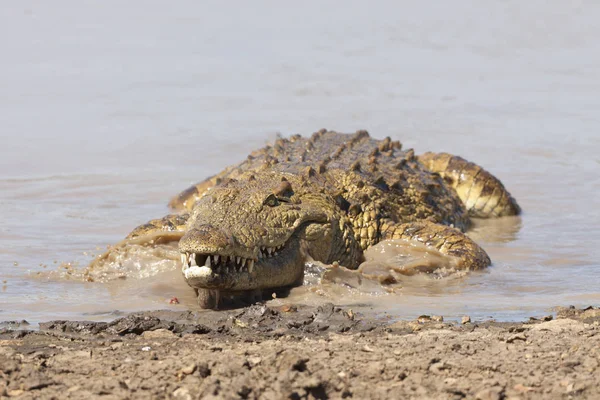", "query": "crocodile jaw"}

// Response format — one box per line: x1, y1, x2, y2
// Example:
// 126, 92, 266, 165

180, 232, 306, 292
